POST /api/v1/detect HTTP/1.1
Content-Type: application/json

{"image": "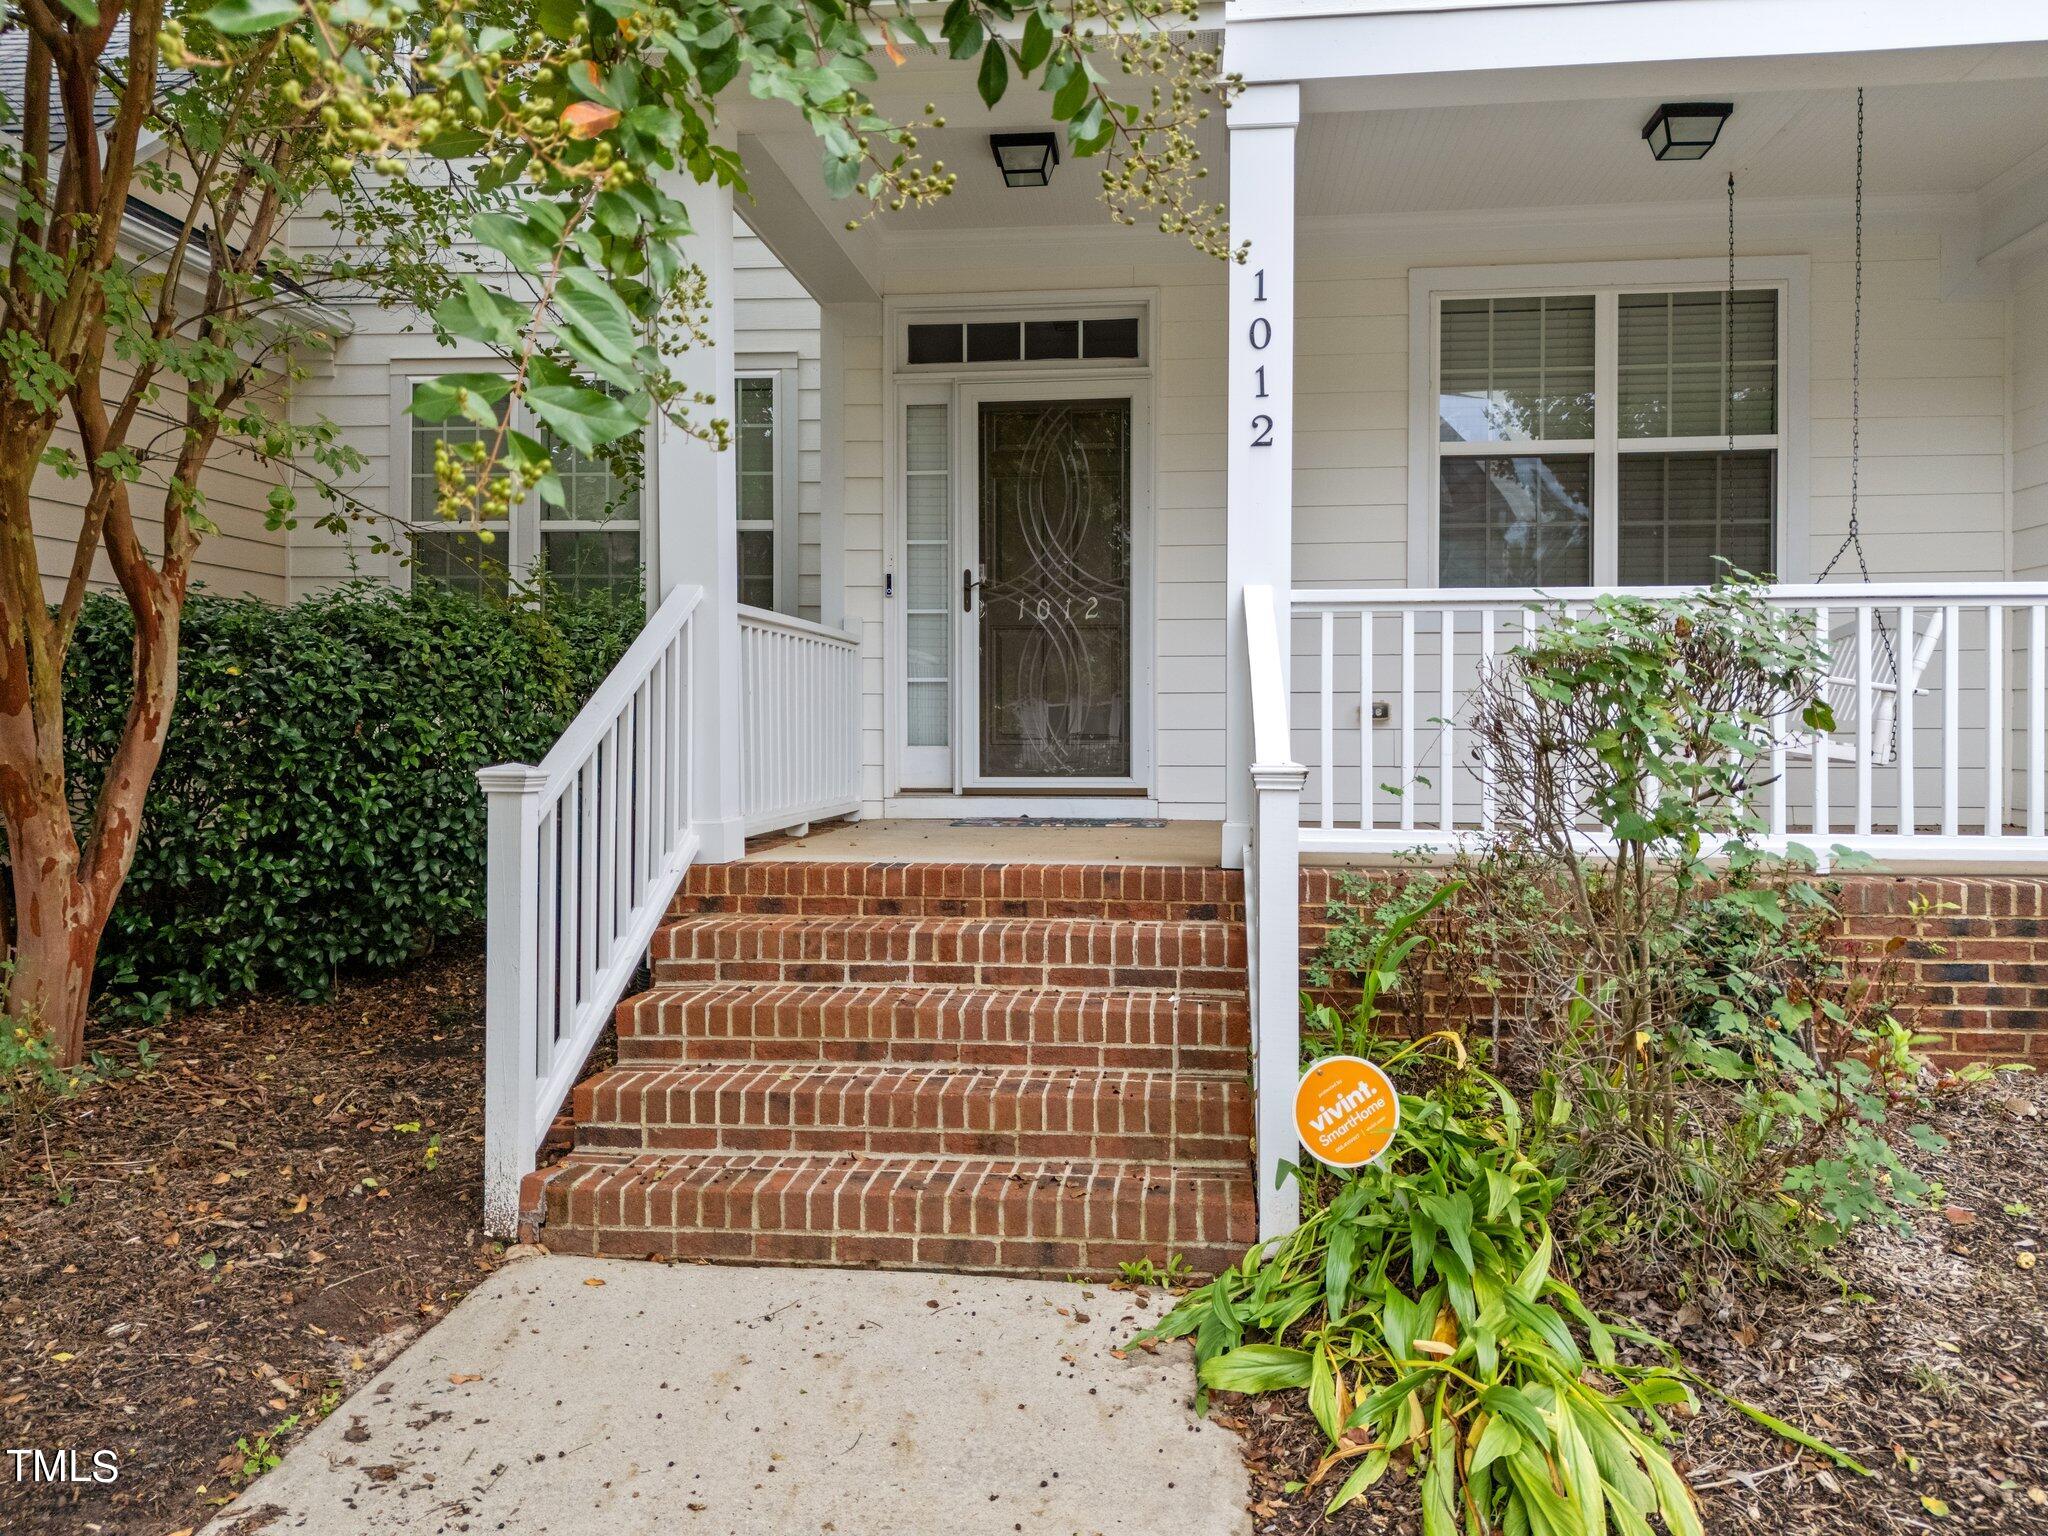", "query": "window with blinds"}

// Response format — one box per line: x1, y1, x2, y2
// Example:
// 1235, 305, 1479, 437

1433, 286, 1781, 587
